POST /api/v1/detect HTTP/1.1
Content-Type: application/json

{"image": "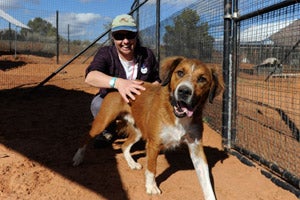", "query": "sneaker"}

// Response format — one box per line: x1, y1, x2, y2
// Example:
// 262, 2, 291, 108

94, 130, 114, 148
